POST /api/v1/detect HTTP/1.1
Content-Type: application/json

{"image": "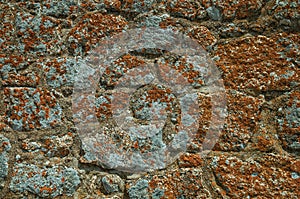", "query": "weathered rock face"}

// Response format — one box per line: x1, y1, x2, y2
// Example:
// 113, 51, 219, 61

0, 0, 299, 198
209, 153, 300, 198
